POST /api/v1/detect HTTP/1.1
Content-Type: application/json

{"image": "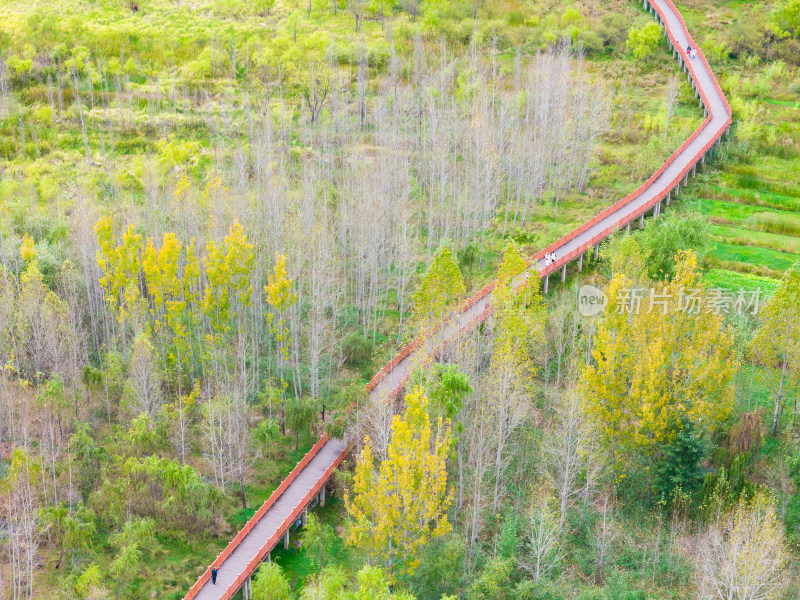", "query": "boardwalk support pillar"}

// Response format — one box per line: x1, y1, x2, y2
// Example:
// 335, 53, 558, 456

284, 529, 290, 550
302, 509, 308, 527
640, 213, 645, 229
243, 576, 251, 600
561, 264, 567, 282
666, 192, 671, 206
320, 486, 326, 507
543, 274, 549, 294
594, 244, 600, 260
626, 222, 631, 234
578, 253, 584, 272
